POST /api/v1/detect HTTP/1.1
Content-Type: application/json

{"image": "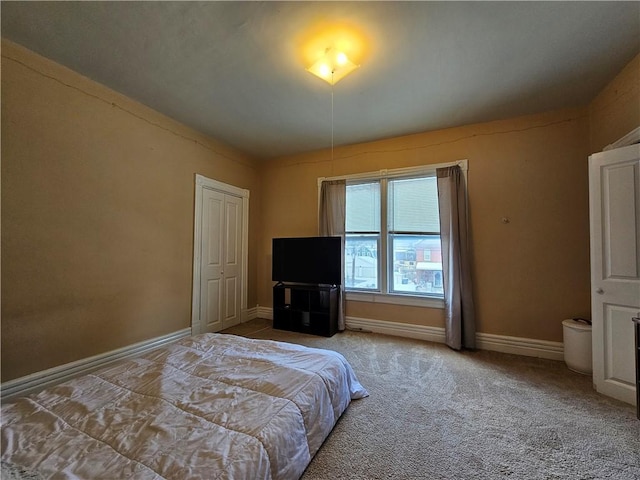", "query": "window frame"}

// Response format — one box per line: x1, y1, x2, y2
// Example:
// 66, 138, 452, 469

318, 160, 468, 309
